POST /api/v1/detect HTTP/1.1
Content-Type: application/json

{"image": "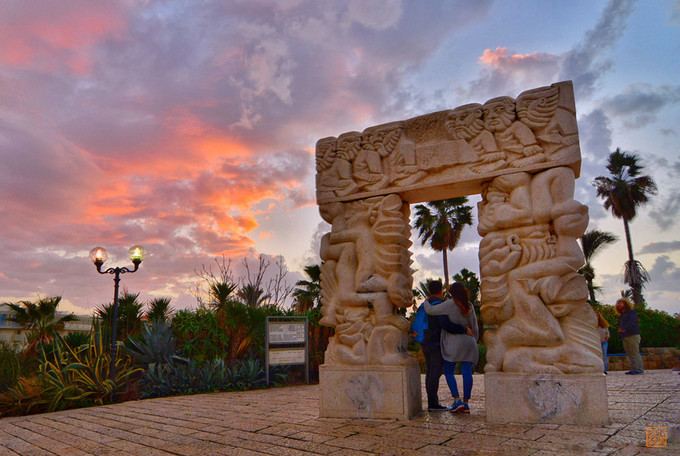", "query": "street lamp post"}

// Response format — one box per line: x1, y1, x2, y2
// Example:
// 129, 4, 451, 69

89, 245, 146, 389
